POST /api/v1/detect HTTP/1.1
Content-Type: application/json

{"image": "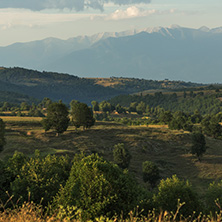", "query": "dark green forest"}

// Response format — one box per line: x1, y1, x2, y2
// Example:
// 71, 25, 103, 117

109, 90, 222, 115
0, 67, 202, 104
